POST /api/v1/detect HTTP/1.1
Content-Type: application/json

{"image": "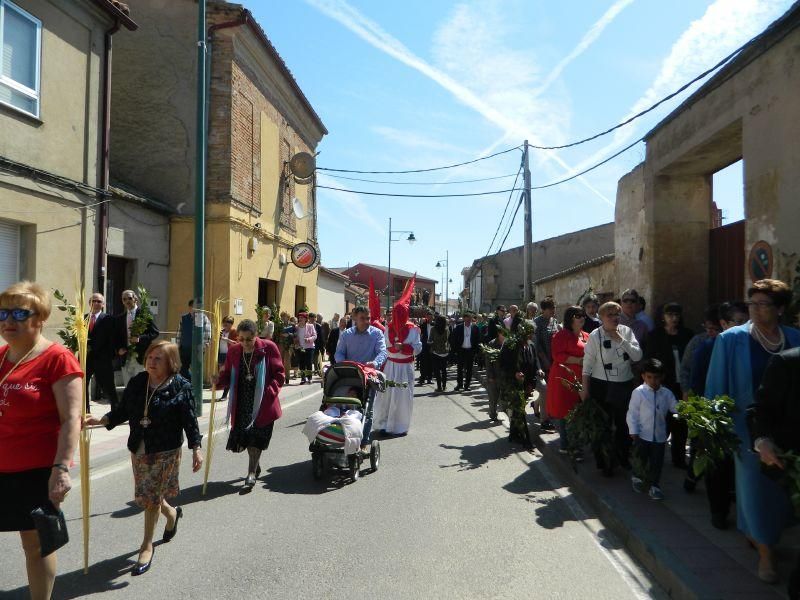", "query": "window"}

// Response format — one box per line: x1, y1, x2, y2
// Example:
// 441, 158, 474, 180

0, 1, 41, 118
294, 285, 306, 315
